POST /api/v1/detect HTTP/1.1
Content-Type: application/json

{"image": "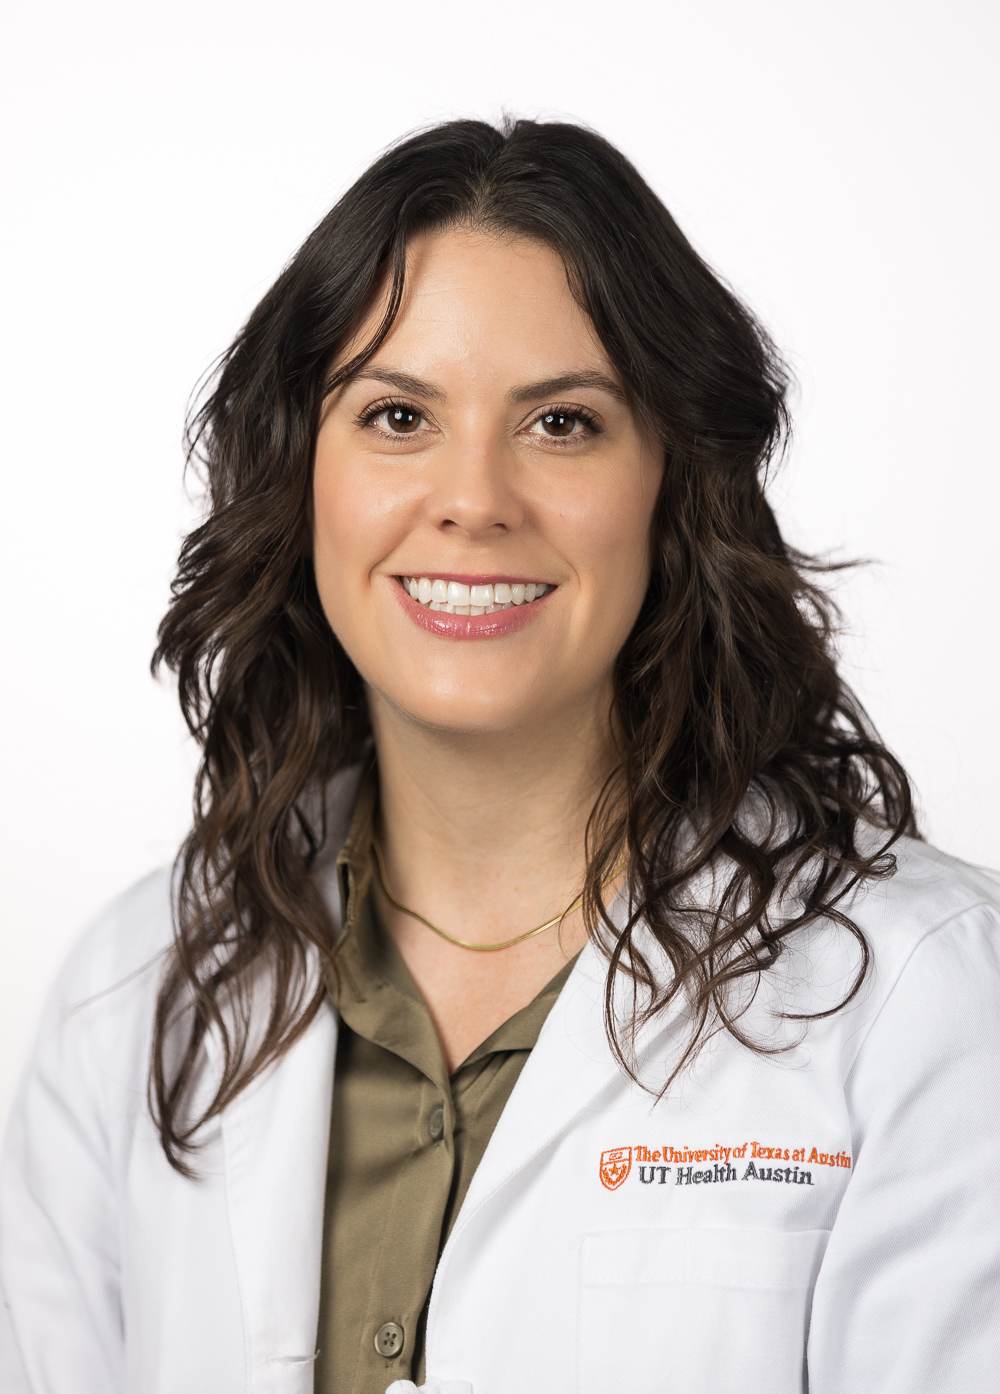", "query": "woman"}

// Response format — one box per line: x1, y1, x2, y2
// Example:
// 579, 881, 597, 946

1, 118, 998, 1394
